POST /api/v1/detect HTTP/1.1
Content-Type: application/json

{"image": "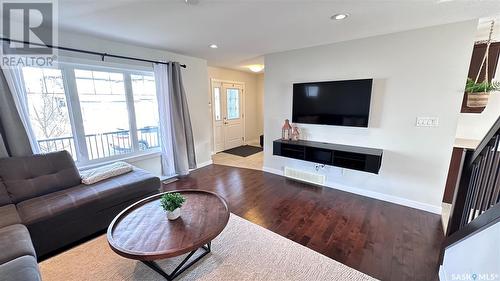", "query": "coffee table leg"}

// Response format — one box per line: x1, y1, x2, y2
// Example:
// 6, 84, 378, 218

142, 242, 212, 281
